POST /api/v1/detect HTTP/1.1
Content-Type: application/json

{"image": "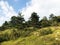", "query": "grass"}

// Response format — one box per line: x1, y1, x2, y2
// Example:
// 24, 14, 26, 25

0, 26, 60, 45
